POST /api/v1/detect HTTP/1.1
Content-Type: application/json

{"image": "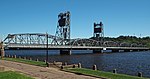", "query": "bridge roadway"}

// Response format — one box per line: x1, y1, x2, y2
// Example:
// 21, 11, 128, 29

4, 44, 150, 55
5, 44, 149, 50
